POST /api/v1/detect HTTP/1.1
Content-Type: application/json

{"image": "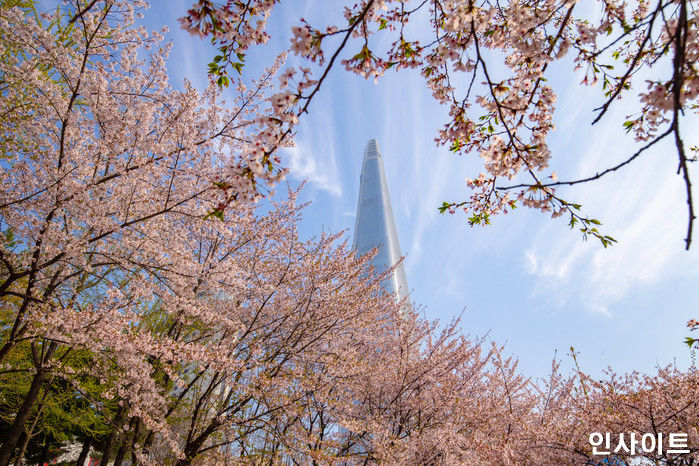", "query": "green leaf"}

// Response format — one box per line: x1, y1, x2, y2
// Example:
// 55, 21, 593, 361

216, 75, 230, 88
213, 181, 232, 189
378, 19, 388, 30
401, 40, 414, 58
205, 209, 225, 221
468, 212, 491, 226
231, 62, 244, 75
353, 45, 371, 61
